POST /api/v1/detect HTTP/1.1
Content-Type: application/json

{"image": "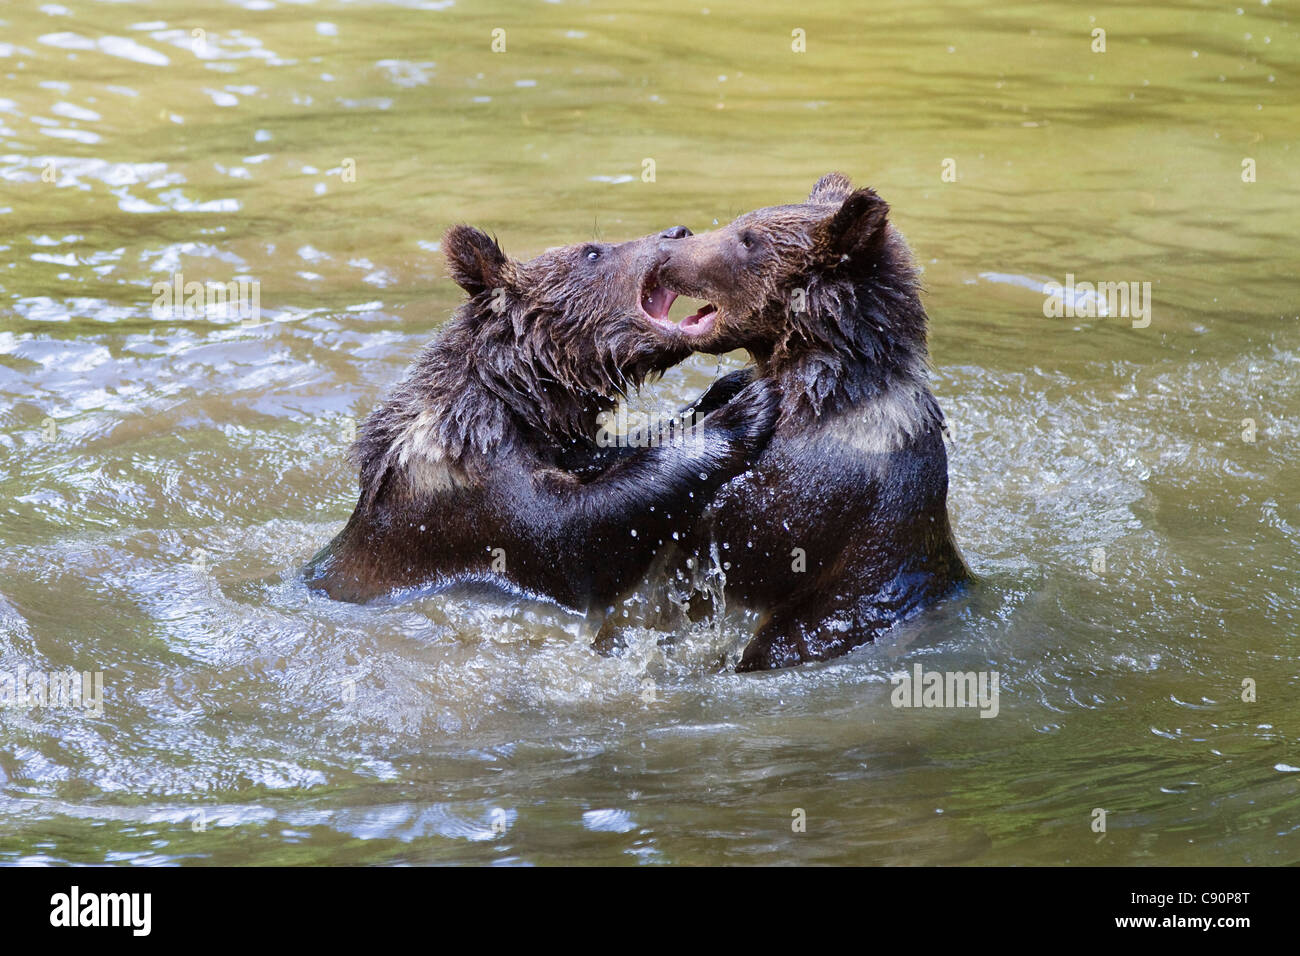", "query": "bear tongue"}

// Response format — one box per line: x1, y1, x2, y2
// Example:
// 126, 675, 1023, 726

679, 303, 717, 336
641, 284, 677, 323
